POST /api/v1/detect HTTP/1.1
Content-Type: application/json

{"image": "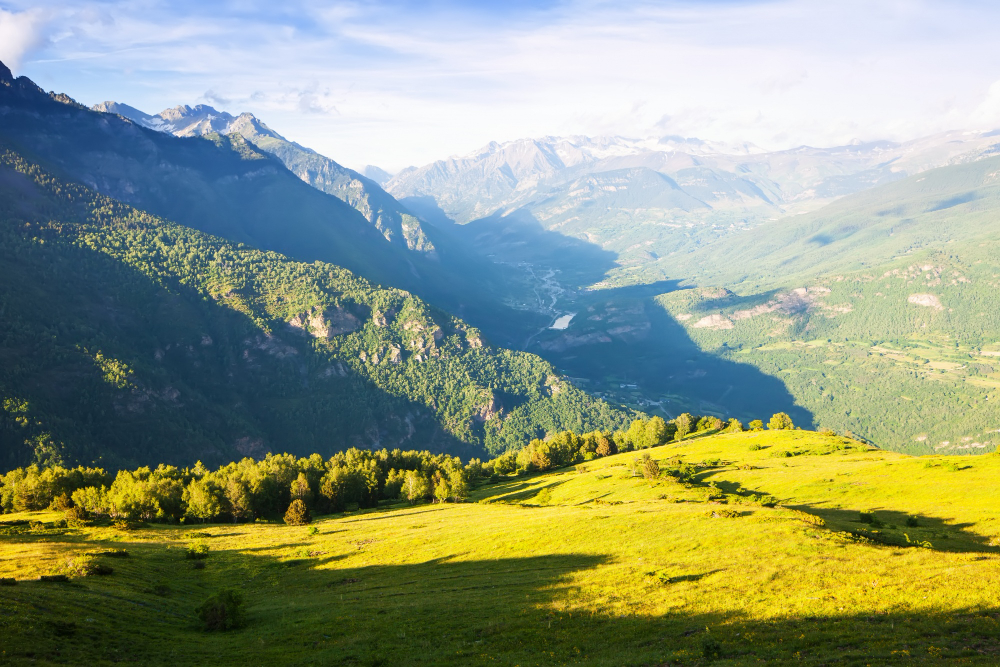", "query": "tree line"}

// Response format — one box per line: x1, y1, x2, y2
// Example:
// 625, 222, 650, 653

0, 412, 796, 522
